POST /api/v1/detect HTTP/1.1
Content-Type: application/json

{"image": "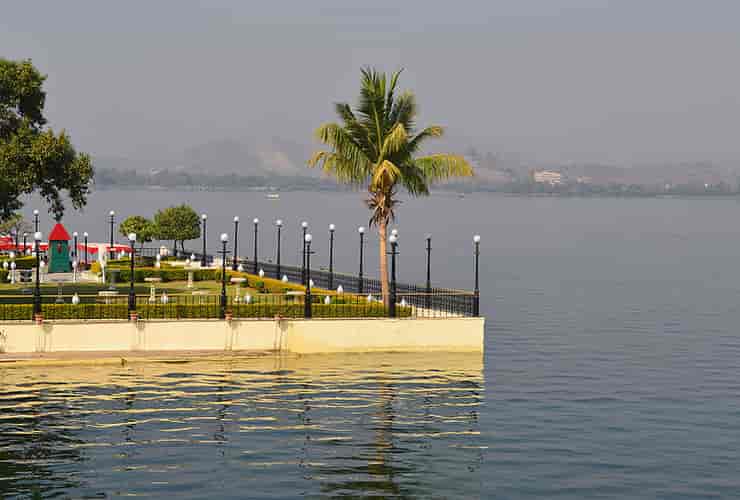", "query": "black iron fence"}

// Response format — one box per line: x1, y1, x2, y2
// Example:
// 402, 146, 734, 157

232, 257, 477, 316
0, 291, 473, 322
